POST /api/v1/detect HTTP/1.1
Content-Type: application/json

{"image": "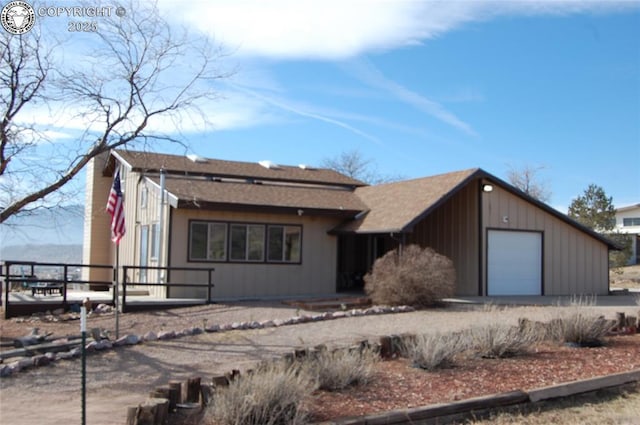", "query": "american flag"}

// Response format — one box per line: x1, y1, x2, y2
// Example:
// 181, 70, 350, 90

106, 169, 126, 244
